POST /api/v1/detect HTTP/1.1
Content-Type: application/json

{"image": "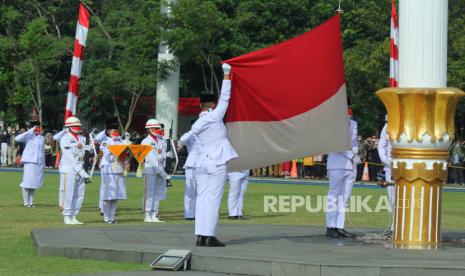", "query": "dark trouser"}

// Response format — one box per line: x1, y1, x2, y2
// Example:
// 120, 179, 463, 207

356, 163, 364, 181
450, 163, 464, 184
368, 163, 380, 182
